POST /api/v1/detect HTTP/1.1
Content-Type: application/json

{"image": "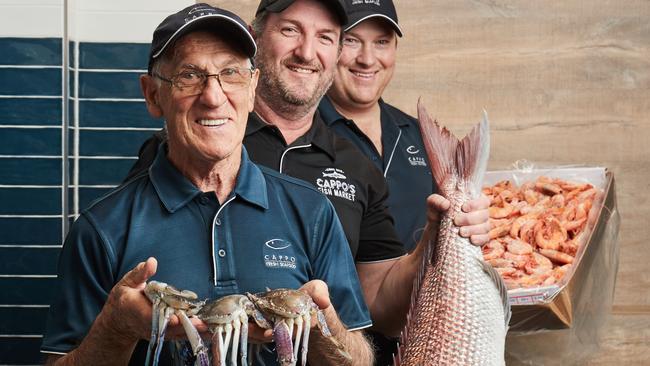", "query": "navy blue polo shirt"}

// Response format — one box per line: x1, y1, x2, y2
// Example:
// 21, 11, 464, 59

41, 144, 370, 365
319, 96, 437, 251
